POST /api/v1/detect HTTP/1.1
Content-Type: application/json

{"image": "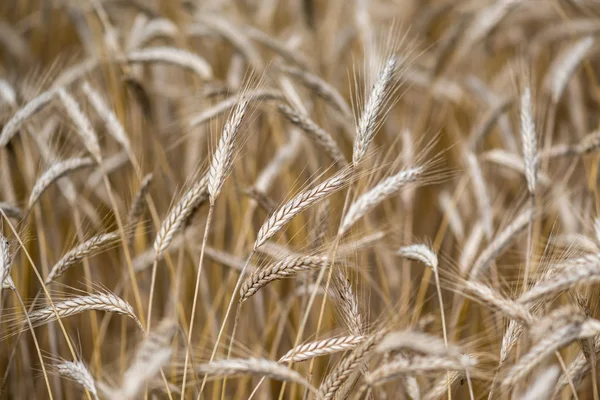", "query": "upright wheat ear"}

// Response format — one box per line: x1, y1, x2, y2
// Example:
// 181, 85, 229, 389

207, 96, 249, 204
353, 57, 397, 165
0, 235, 12, 289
